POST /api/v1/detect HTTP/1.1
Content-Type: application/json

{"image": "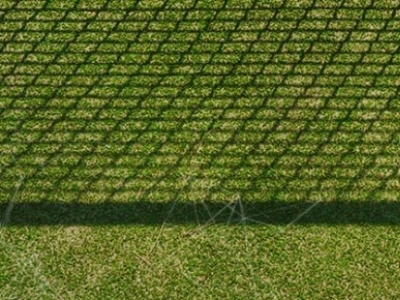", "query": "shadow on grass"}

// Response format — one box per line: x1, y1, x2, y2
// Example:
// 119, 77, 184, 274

1, 200, 400, 226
